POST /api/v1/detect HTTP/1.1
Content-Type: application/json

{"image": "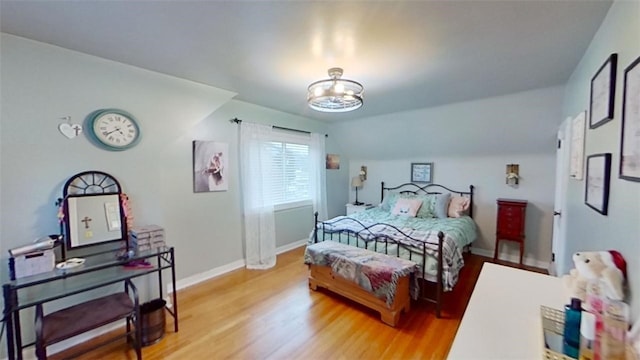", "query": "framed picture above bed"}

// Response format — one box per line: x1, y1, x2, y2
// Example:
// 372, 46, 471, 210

585, 153, 612, 215
411, 163, 433, 183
